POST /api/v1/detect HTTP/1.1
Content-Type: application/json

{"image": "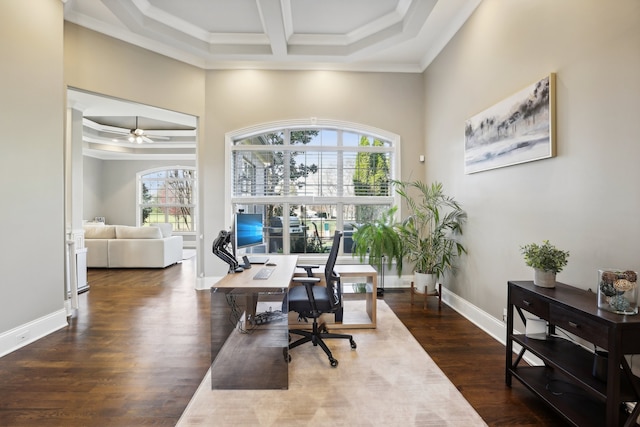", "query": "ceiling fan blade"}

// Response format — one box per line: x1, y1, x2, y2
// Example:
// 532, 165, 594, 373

100, 128, 130, 136
142, 135, 154, 144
